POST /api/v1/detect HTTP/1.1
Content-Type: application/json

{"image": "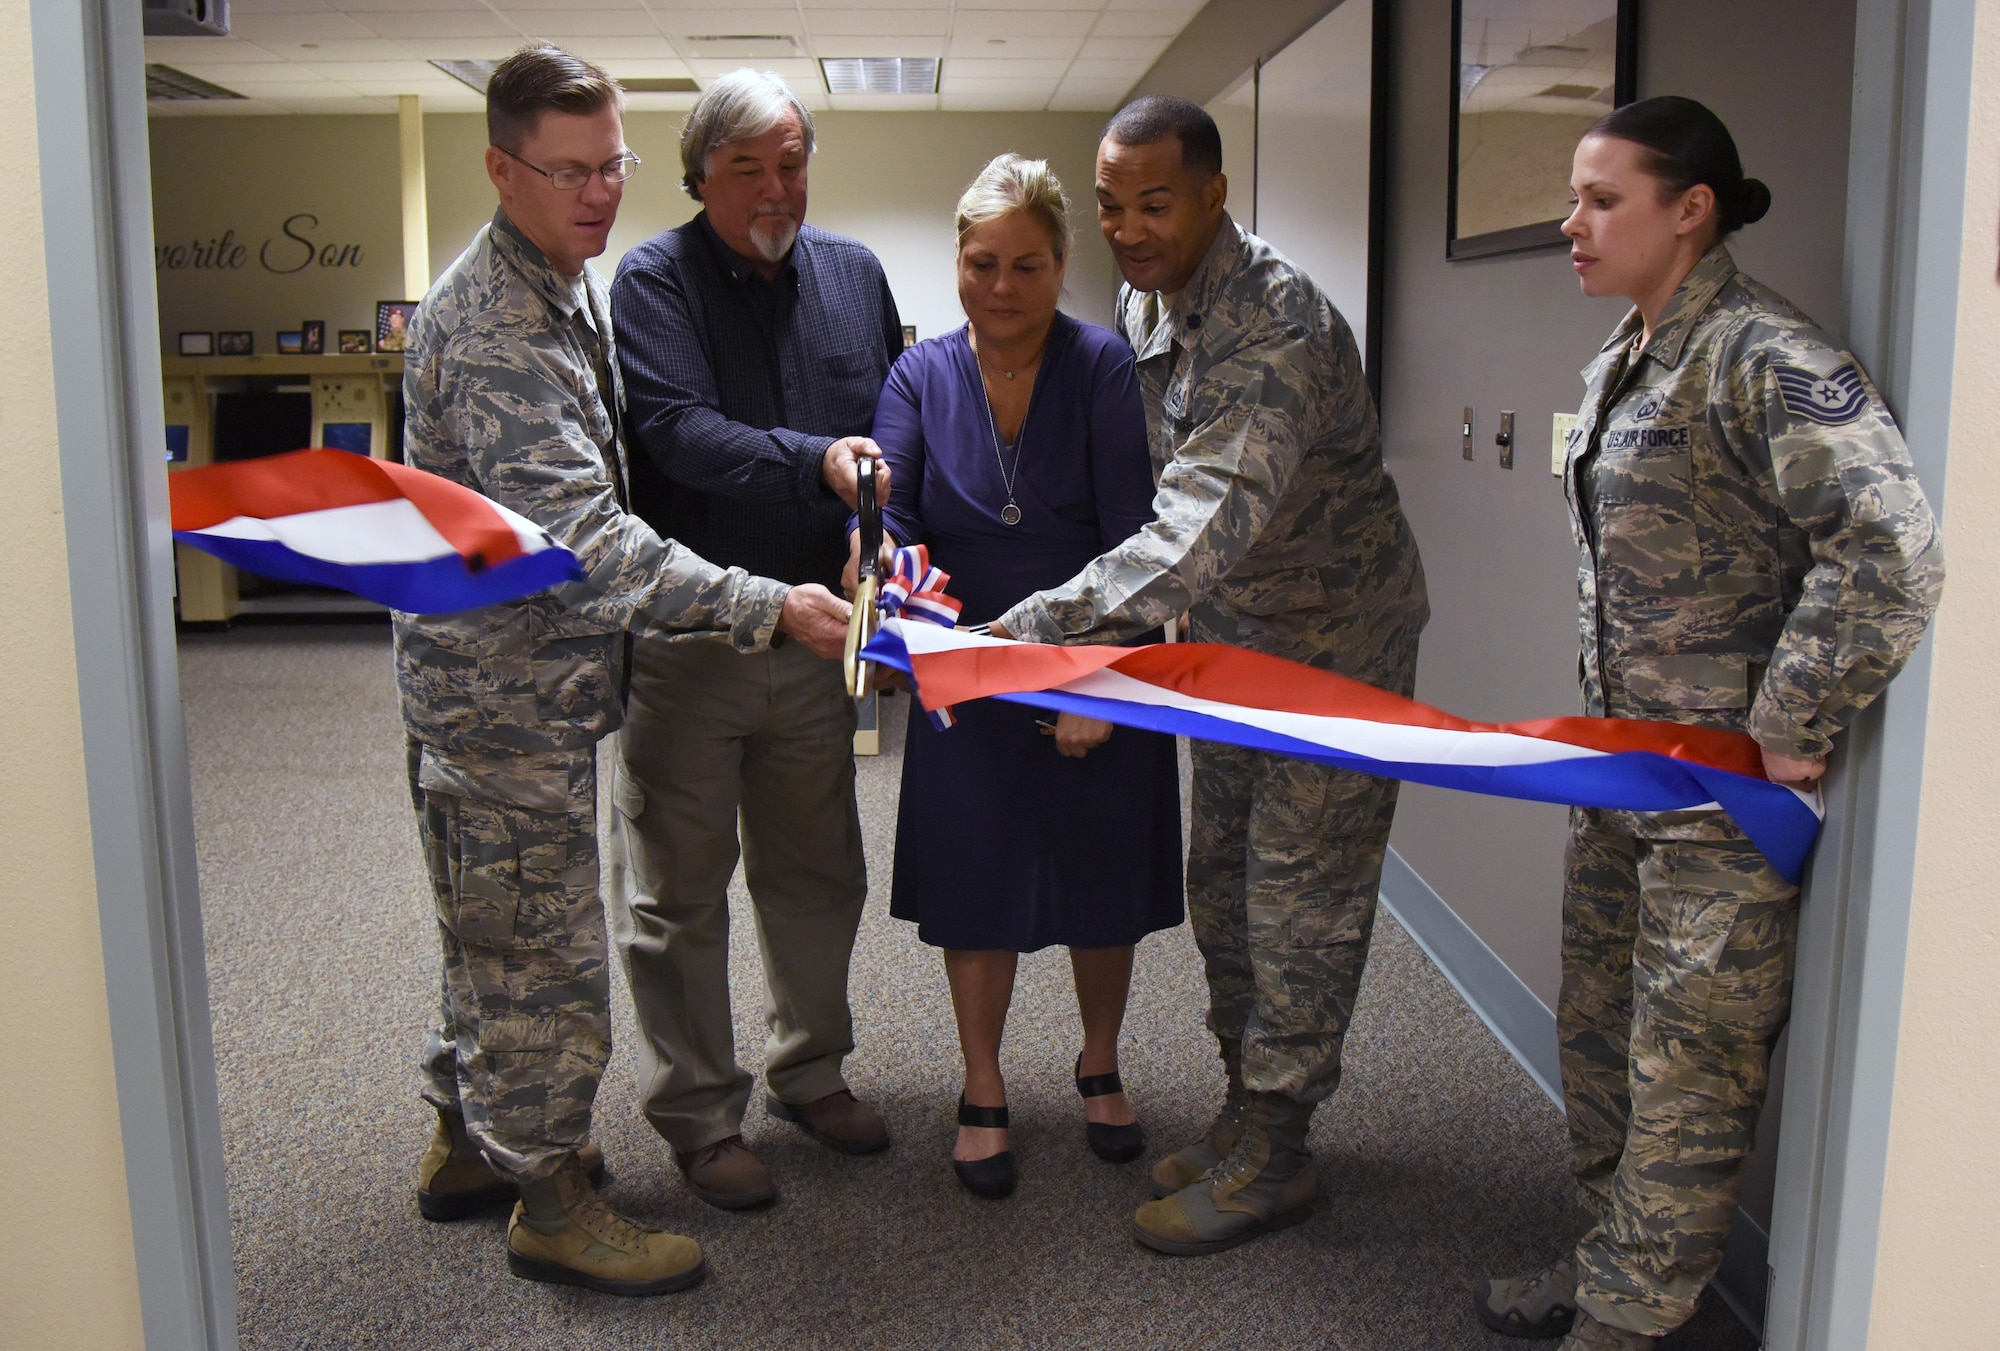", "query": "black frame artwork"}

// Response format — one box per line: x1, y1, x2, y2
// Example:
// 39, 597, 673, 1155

216, 330, 252, 355
1447, 0, 1639, 260
376, 300, 418, 353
